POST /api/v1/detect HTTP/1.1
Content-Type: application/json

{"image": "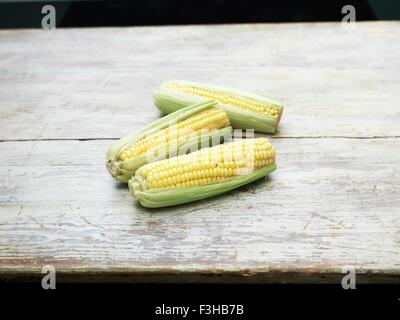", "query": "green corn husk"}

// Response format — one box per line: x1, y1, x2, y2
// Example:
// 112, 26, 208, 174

129, 163, 276, 208
106, 101, 232, 182
153, 80, 284, 133
128, 137, 277, 208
